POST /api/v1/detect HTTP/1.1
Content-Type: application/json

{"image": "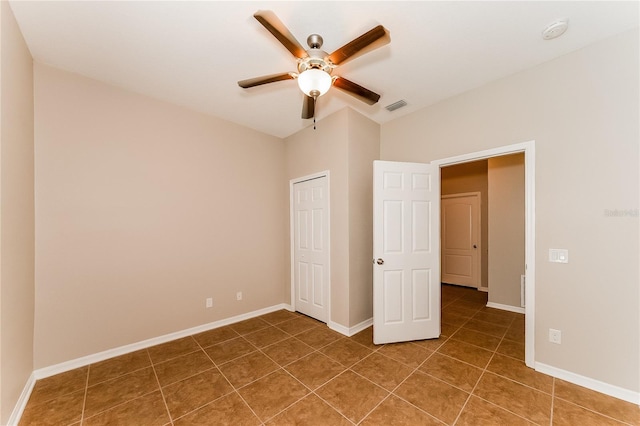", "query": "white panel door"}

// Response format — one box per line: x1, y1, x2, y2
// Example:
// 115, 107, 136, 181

441, 193, 480, 288
373, 161, 440, 344
293, 176, 328, 322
